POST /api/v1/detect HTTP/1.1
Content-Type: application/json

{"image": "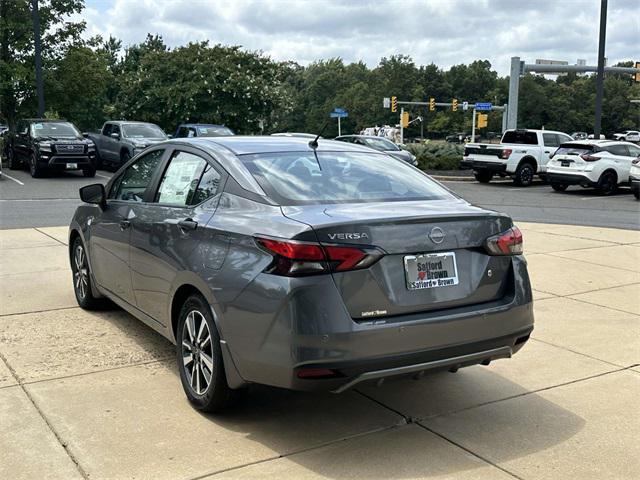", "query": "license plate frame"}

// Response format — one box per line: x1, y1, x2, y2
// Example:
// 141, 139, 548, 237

404, 252, 459, 291
560, 160, 571, 167
66, 163, 78, 169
